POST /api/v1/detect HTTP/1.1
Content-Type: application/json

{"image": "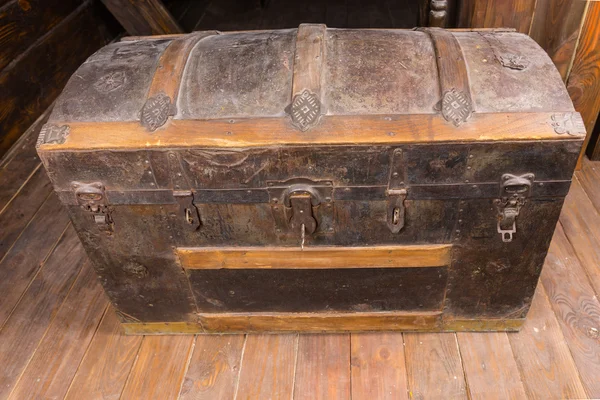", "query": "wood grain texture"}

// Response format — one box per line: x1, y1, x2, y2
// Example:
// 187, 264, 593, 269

508, 285, 587, 399
0, 0, 116, 157
8, 264, 108, 400
0, 166, 52, 264
567, 2, 600, 168
0, 104, 51, 212
291, 24, 326, 97
350, 333, 408, 400
470, 0, 537, 33
528, 0, 587, 80
404, 333, 468, 399
100, 0, 182, 35
177, 244, 452, 269
40, 112, 586, 151
559, 176, 600, 295
235, 334, 297, 399
179, 335, 245, 400
196, 312, 442, 333
541, 224, 600, 397
145, 31, 216, 101
0, 0, 83, 71
294, 334, 351, 400
576, 157, 600, 212
120, 335, 195, 399
64, 307, 143, 400
457, 332, 528, 399
0, 193, 70, 327
0, 226, 86, 399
